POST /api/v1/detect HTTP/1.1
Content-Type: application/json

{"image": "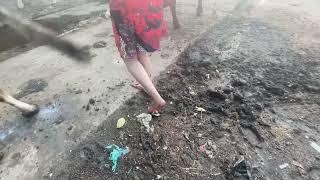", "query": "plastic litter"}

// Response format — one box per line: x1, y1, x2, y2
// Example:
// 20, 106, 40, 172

136, 113, 154, 133
116, 118, 126, 128
195, 106, 206, 112
310, 141, 320, 154
279, 163, 289, 169
105, 144, 130, 172
199, 144, 206, 152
